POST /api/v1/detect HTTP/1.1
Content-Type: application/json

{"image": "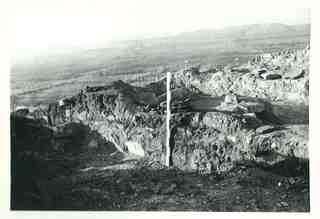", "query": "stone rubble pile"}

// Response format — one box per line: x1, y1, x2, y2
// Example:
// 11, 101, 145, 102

179, 46, 309, 104
167, 46, 309, 173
